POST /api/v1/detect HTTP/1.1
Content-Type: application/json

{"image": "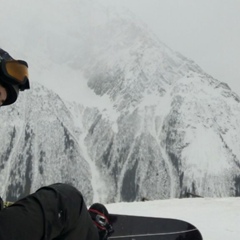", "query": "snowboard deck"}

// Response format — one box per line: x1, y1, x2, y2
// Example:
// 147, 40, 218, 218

109, 214, 203, 240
